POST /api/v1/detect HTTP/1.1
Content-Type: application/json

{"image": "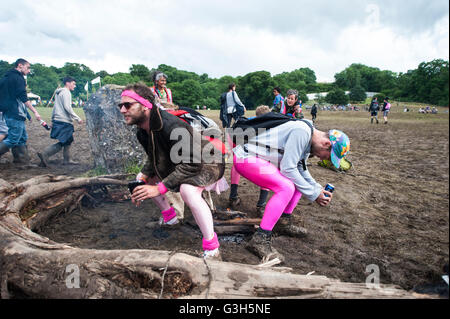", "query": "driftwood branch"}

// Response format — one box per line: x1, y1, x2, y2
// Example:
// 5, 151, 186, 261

0, 175, 429, 299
